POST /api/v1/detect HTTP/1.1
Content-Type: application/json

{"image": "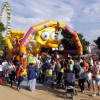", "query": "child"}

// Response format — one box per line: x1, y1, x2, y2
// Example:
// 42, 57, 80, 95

87, 69, 92, 90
